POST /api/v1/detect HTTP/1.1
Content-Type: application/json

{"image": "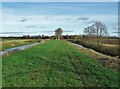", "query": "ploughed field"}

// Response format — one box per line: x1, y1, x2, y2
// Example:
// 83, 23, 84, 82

2, 40, 119, 87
